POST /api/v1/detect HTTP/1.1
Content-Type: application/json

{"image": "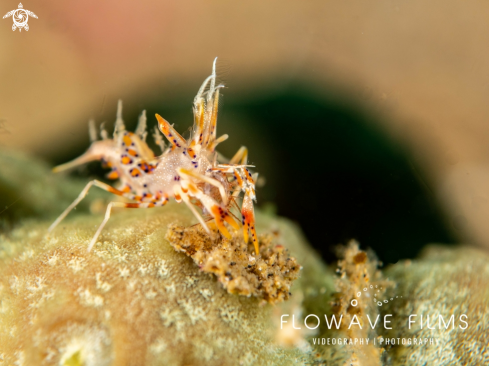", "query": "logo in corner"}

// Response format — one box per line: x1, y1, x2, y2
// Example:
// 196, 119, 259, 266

3, 3, 37, 32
